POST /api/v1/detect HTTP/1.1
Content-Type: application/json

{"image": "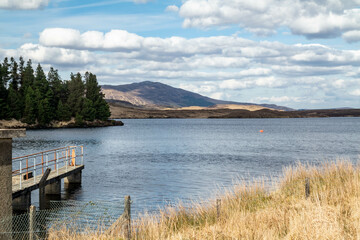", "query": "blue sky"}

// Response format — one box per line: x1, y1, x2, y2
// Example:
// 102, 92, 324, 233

1, 0, 360, 109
